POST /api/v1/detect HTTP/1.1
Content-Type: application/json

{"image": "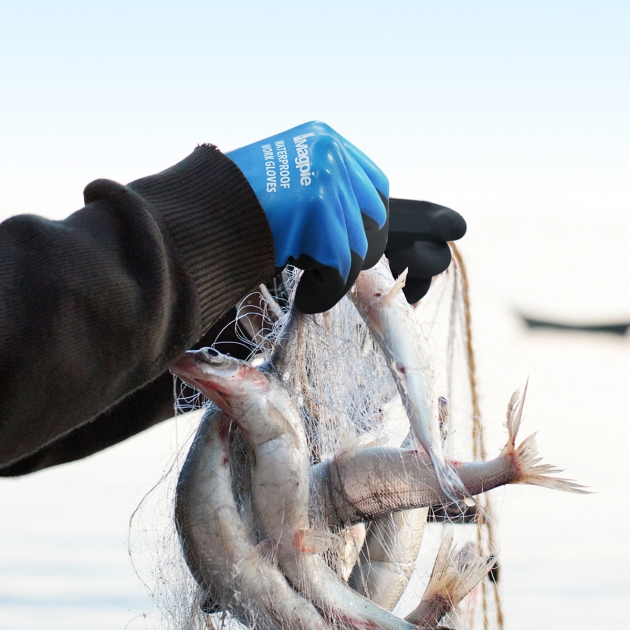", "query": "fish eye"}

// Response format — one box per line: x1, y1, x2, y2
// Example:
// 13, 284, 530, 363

195, 347, 226, 366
